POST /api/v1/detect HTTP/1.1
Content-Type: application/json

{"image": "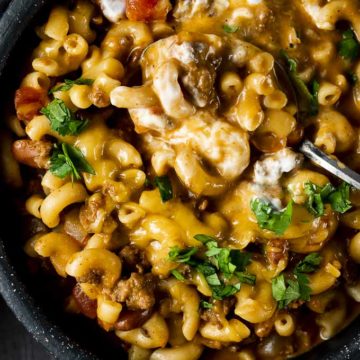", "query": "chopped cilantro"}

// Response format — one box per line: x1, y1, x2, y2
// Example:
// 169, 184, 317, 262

251, 198, 293, 235
295, 272, 311, 302
304, 182, 334, 217
212, 283, 241, 300
206, 273, 222, 286
194, 234, 218, 244
168, 235, 255, 301
50, 143, 95, 181
235, 272, 256, 285
230, 250, 252, 272
272, 274, 287, 303
327, 182, 352, 213
304, 181, 351, 216
295, 253, 322, 273
168, 246, 198, 264
49, 78, 94, 94
170, 269, 185, 281
272, 252, 321, 308
280, 50, 319, 117
223, 24, 238, 33
339, 29, 360, 61
154, 175, 173, 202
200, 300, 213, 309
41, 99, 88, 136
217, 248, 237, 278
